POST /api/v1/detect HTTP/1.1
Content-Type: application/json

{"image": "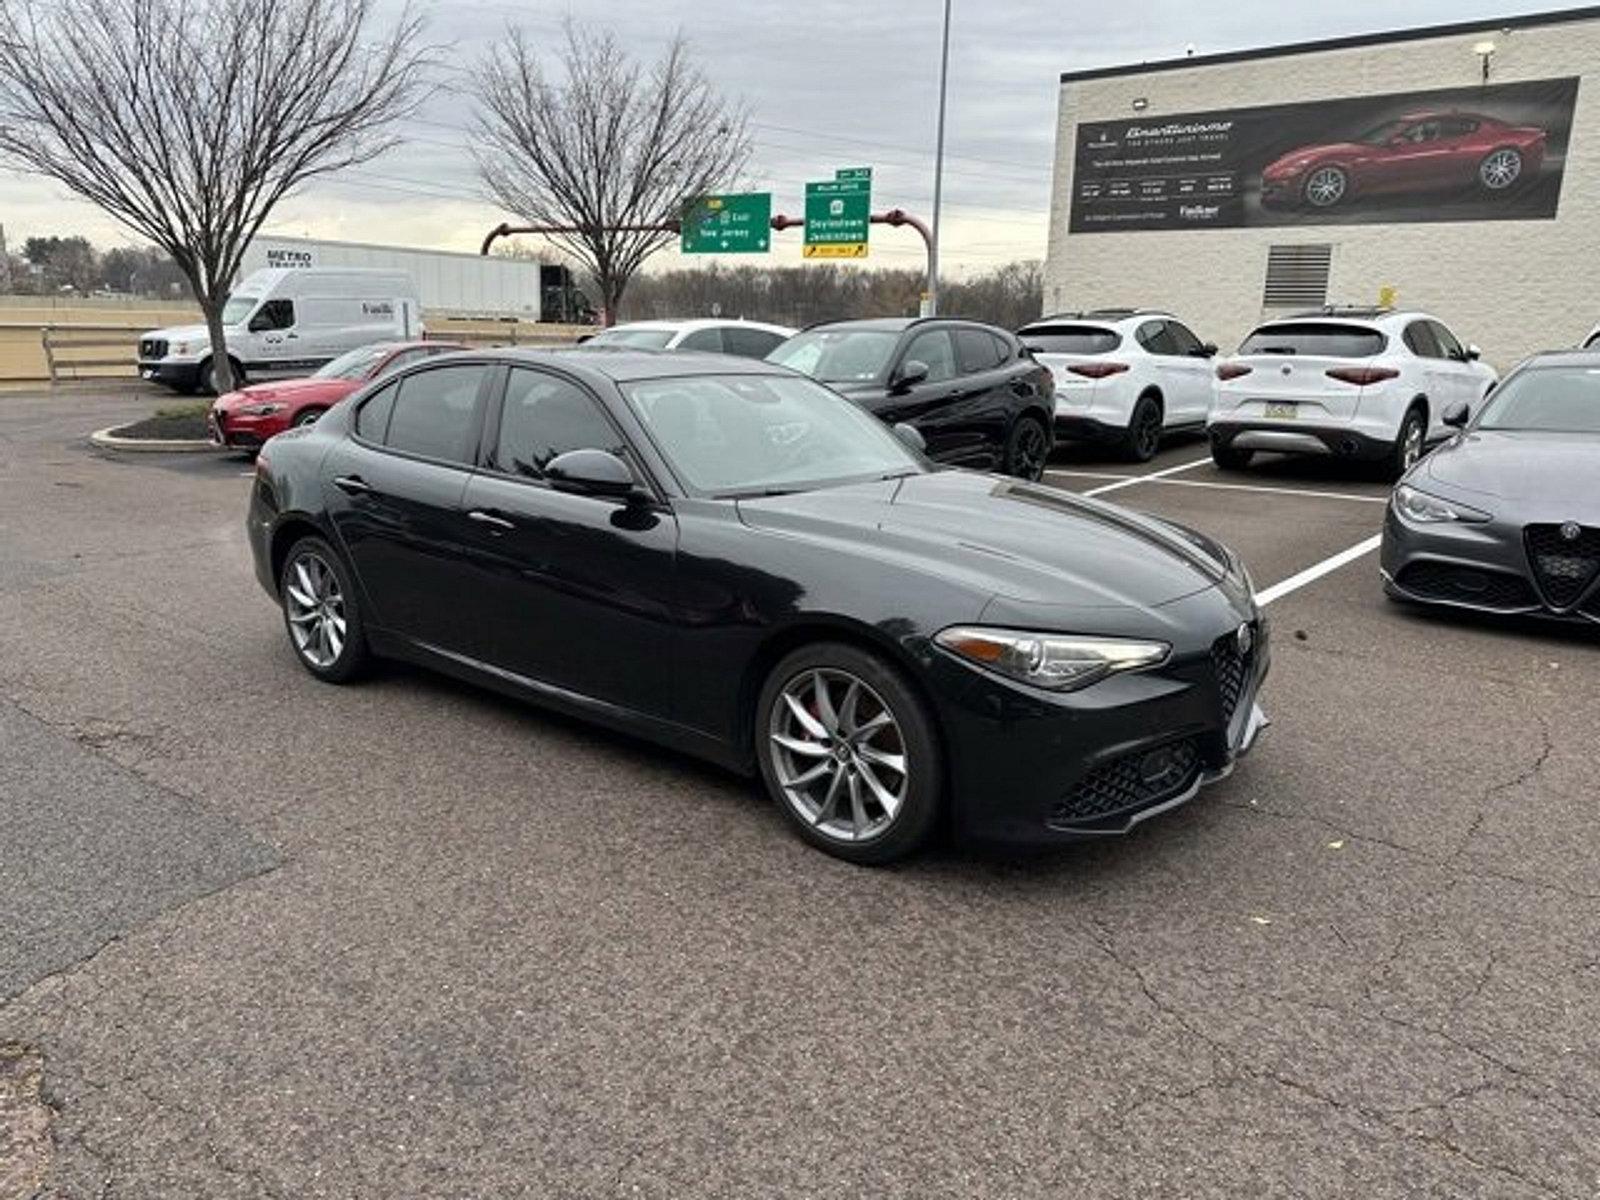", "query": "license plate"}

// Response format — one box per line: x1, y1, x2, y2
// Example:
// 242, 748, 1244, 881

1264, 402, 1297, 419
